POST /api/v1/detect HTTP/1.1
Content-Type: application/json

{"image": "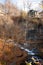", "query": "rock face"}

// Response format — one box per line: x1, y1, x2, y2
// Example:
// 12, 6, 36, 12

0, 39, 27, 65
